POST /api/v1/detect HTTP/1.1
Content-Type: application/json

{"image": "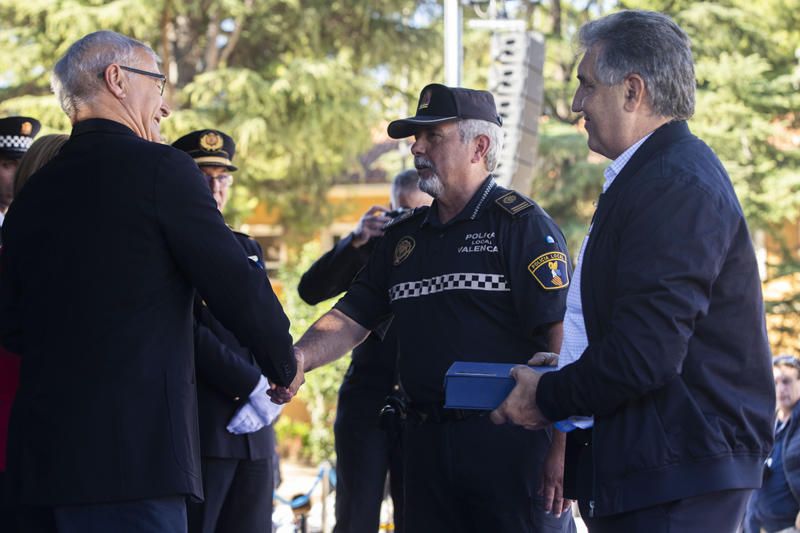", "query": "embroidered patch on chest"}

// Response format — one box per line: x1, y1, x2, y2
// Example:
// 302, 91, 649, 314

394, 236, 416, 265
457, 232, 498, 254
527, 251, 570, 290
